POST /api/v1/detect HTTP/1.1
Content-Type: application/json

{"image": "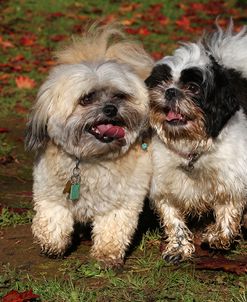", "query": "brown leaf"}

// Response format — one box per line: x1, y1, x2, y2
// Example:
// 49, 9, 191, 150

0, 155, 14, 165
119, 3, 140, 13
15, 76, 36, 89
195, 256, 247, 275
